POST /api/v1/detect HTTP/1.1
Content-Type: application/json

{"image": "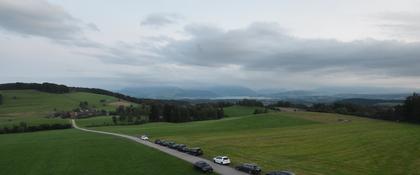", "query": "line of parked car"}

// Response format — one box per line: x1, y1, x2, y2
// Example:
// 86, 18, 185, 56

152, 138, 294, 175
234, 163, 295, 175
154, 139, 204, 156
